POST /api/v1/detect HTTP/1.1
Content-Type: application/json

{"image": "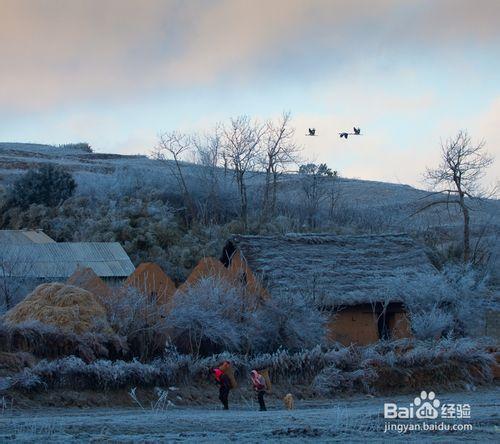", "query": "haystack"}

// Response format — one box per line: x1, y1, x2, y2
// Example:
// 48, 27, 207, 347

3, 283, 111, 335
176, 257, 232, 294
124, 262, 176, 305
67, 266, 112, 300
